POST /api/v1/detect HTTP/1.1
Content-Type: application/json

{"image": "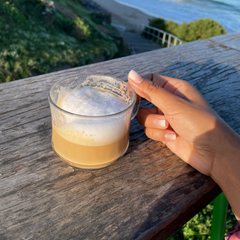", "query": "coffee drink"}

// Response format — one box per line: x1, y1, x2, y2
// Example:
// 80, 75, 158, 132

52, 88, 130, 169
